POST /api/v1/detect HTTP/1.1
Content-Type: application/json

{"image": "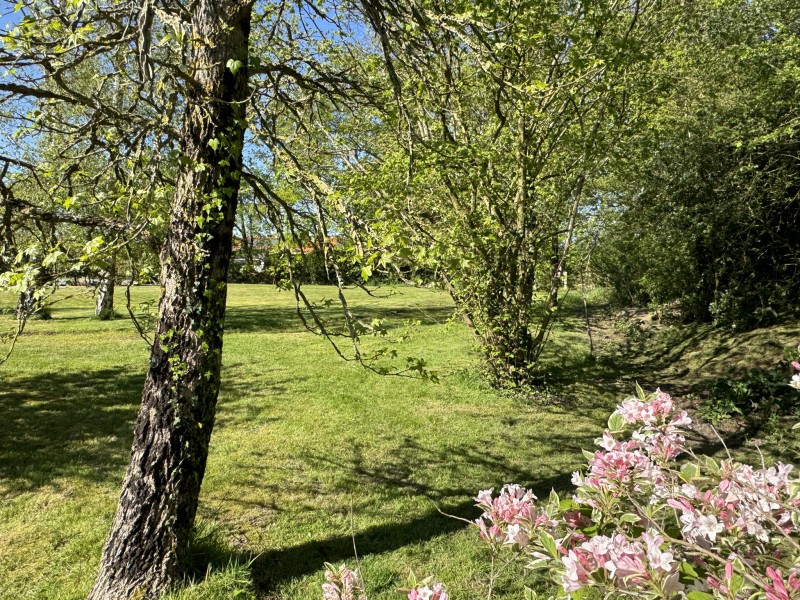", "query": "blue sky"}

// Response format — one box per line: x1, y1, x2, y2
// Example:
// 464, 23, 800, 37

0, 1, 23, 33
